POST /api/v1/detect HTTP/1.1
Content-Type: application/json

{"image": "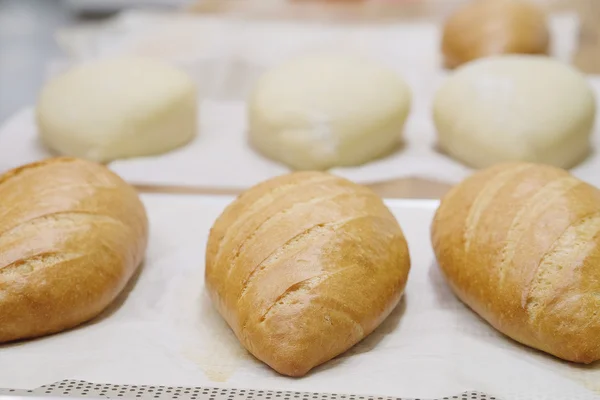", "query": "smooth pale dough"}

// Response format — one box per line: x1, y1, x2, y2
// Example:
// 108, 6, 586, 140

434, 55, 597, 169
37, 57, 197, 163
248, 54, 412, 170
